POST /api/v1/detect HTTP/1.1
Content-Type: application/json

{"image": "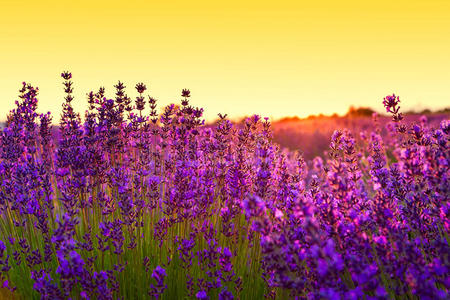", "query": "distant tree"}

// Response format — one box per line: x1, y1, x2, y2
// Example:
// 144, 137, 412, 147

420, 109, 432, 114
346, 106, 375, 117
436, 107, 450, 114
